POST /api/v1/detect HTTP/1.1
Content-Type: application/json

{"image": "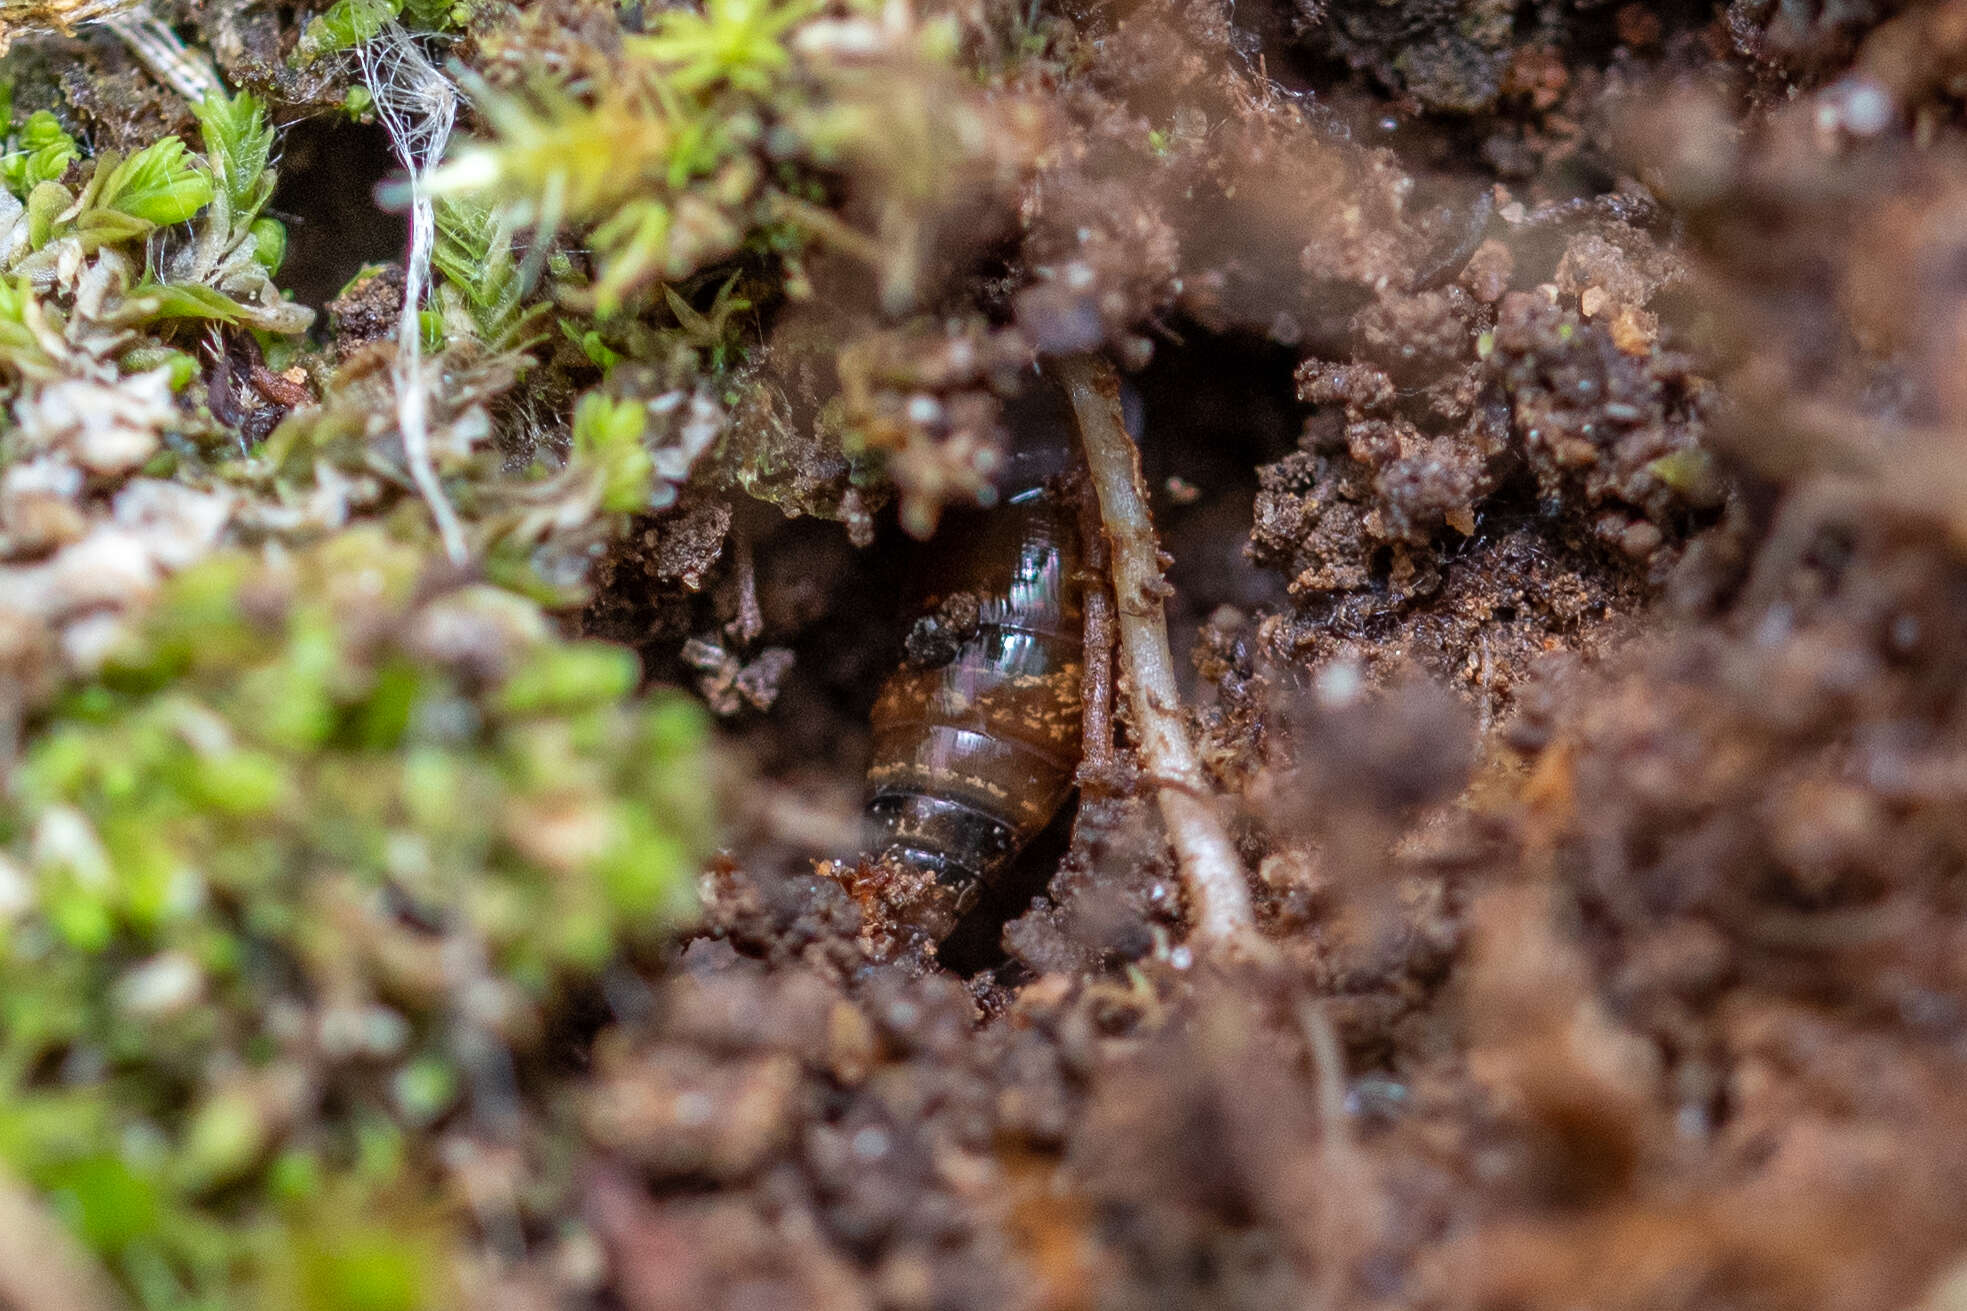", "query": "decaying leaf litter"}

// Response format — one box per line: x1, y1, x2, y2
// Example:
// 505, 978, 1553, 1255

2, 0, 1966, 1306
